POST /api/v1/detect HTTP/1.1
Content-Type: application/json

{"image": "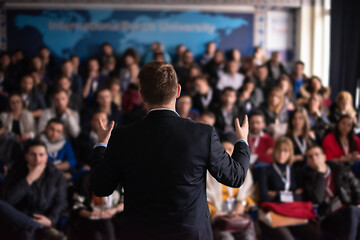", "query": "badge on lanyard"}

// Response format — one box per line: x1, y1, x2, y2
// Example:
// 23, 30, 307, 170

293, 134, 307, 155
330, 196, 342, 212
273, 164, 294, 203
